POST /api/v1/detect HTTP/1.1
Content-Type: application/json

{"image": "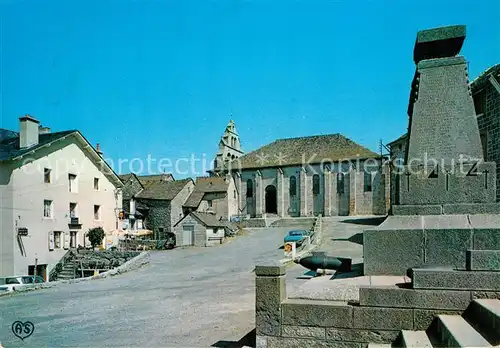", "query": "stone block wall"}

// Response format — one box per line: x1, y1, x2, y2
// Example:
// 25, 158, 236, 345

255, 262, 500, 348
140, 199, 171, 238
474, 67, 500, 202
